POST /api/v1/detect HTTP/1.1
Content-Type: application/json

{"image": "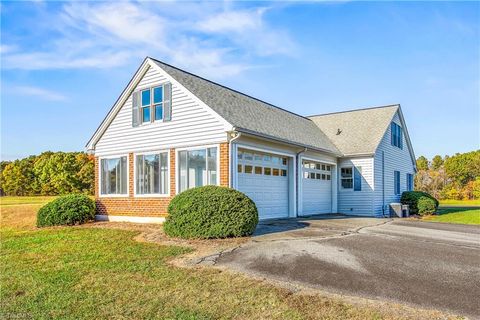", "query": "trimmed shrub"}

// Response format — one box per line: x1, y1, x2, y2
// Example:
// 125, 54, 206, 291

164, 186, 258, 239
401, 191, 439, 216
37, 194, 95, 227
417, 197, 437, 215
